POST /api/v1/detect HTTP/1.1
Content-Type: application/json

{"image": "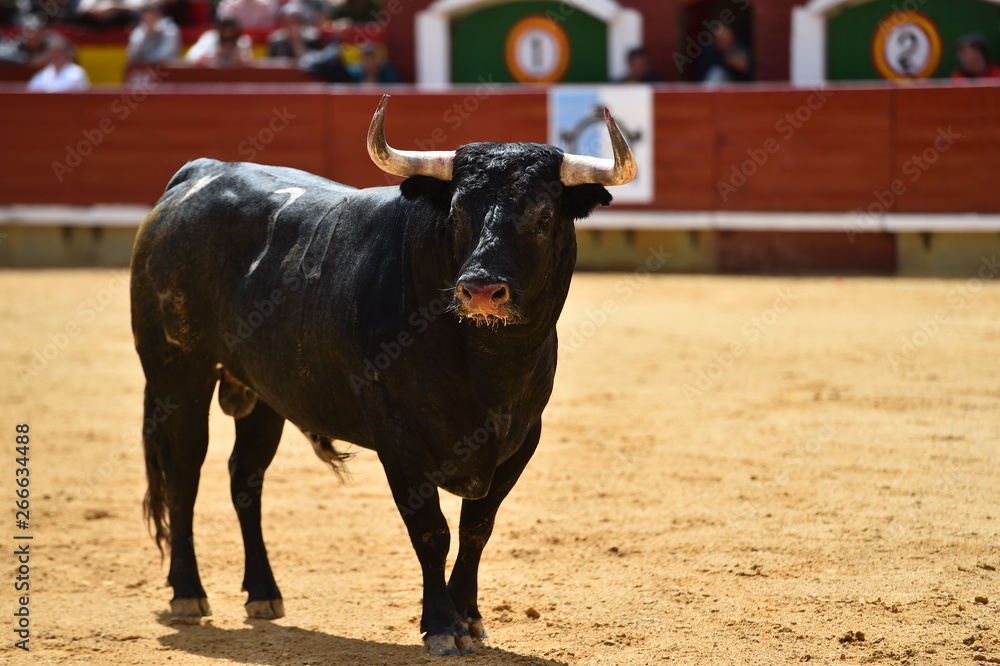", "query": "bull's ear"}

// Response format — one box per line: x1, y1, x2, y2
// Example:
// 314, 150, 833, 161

563, 184, 613, 220
400, 175, 451, 208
